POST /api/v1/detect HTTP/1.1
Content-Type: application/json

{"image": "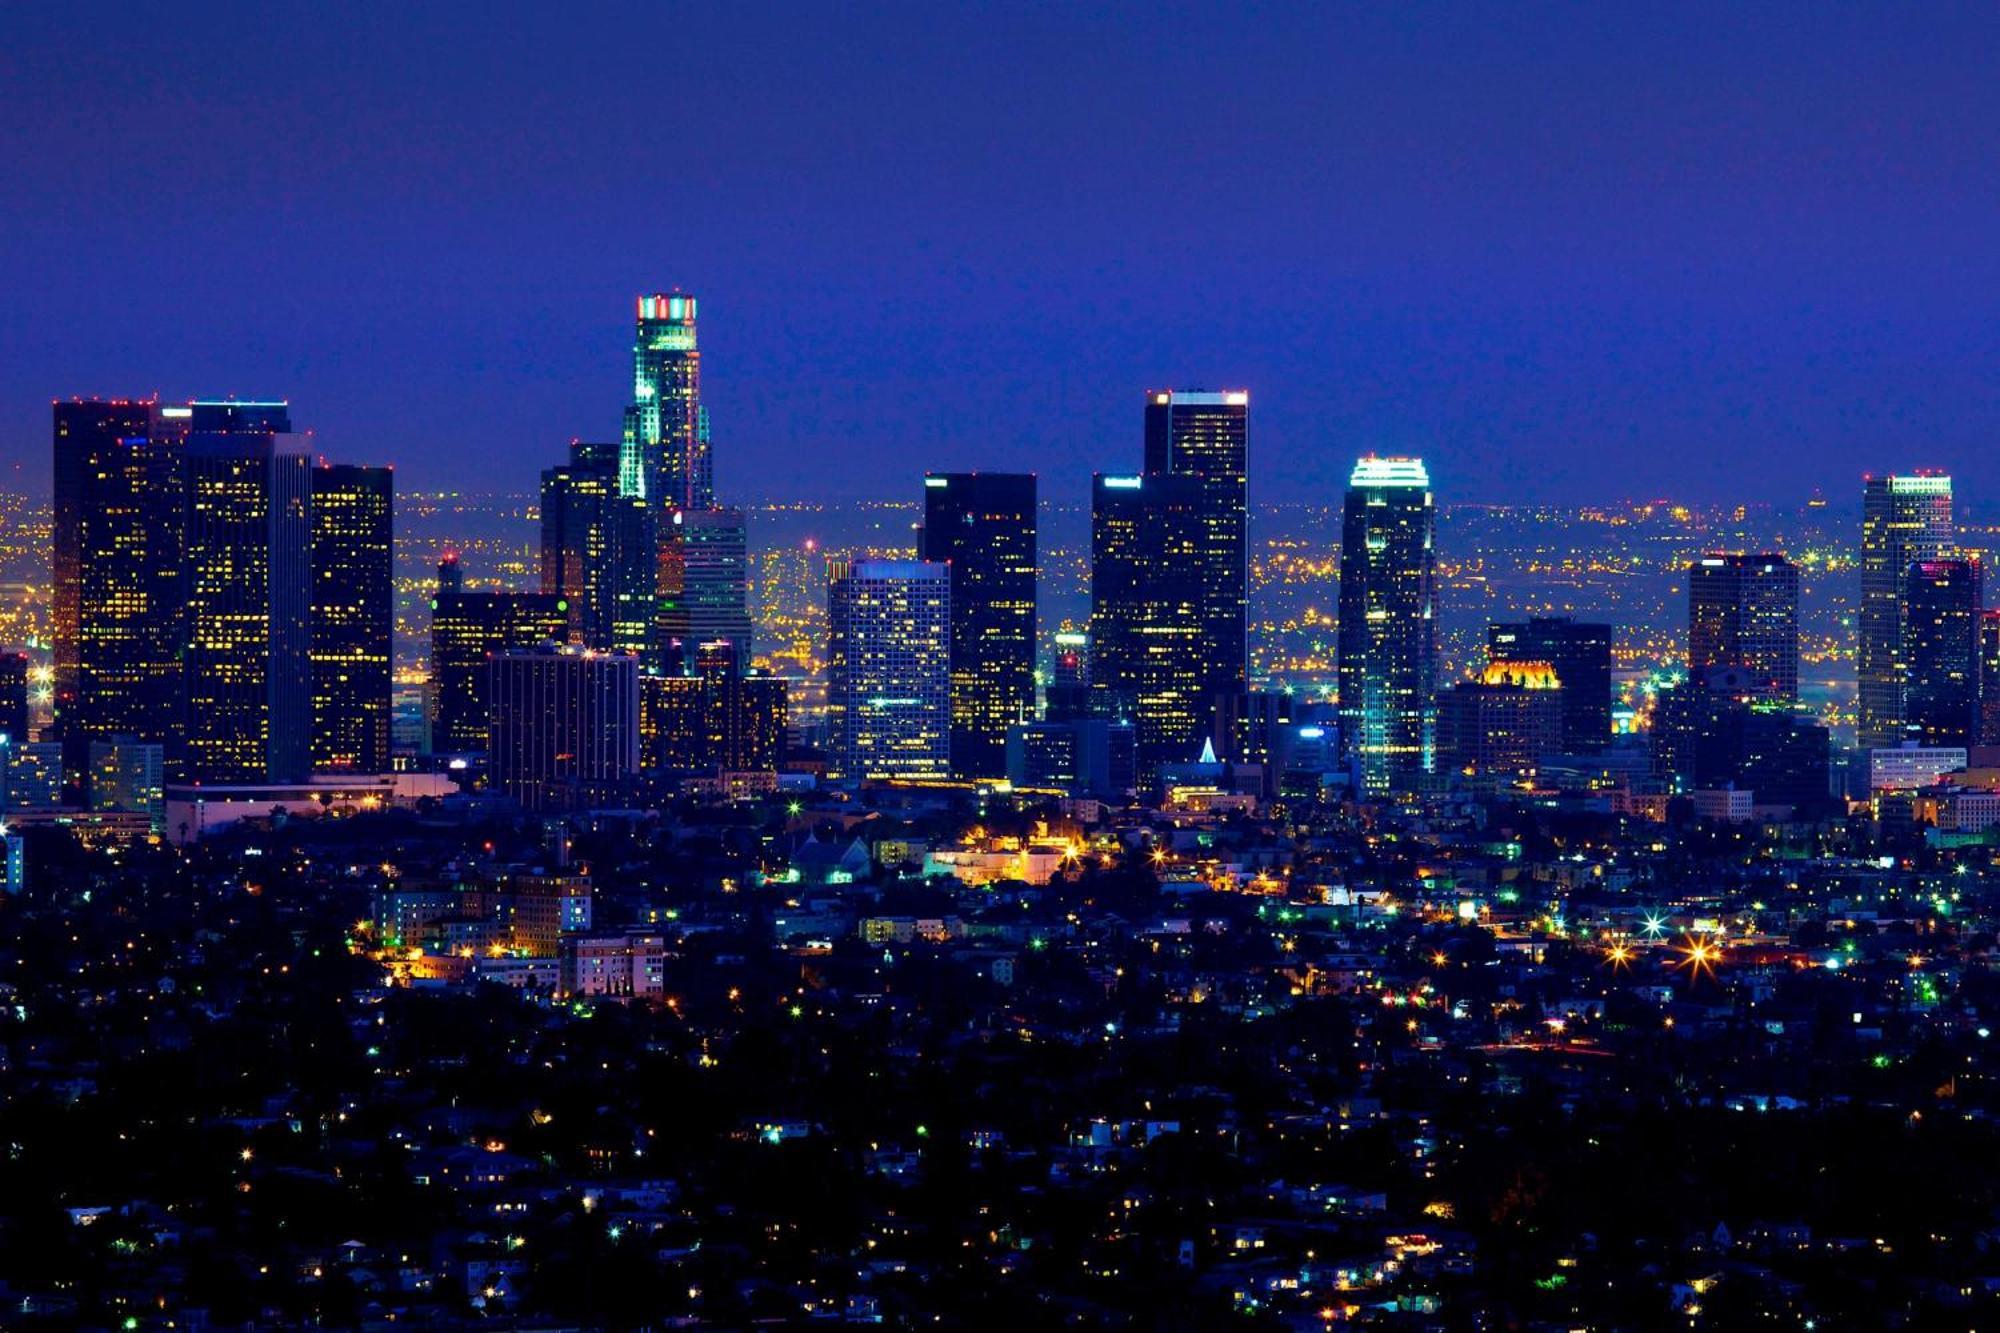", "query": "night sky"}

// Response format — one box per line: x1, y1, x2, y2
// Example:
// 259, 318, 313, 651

4, 3, 1996, 508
